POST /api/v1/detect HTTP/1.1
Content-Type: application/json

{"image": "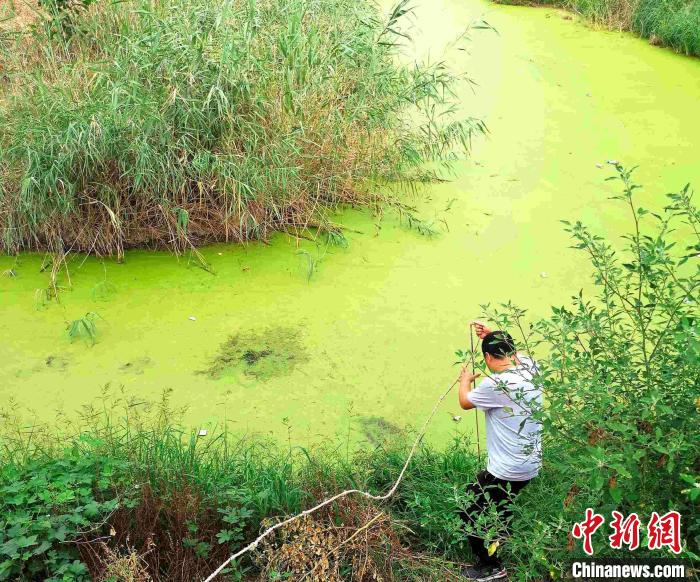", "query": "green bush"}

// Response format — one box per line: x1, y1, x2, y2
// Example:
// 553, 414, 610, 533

485, 165, 699, 576
0, 0, 483, 256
